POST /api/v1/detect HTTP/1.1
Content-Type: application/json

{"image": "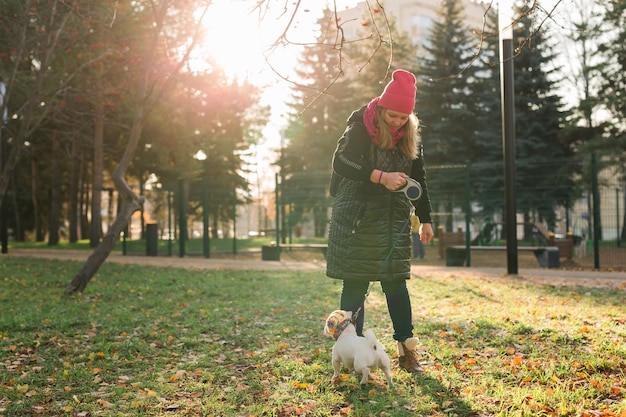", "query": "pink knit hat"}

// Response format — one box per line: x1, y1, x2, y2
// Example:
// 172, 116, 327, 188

378, 69, 416, 114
